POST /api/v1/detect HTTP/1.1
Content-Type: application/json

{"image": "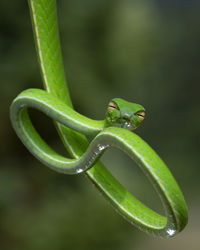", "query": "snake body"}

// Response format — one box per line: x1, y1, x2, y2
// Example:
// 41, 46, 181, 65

10, 0, 188, 238
10, 88, 146, 174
